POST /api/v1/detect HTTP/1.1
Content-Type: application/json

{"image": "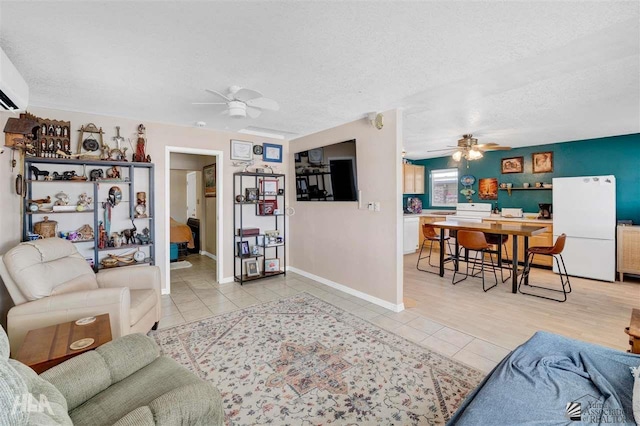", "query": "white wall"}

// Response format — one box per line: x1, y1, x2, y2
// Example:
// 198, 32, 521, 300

170, 170, 189, 224
0, 107, 288, 300
288, 110, 404, 309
